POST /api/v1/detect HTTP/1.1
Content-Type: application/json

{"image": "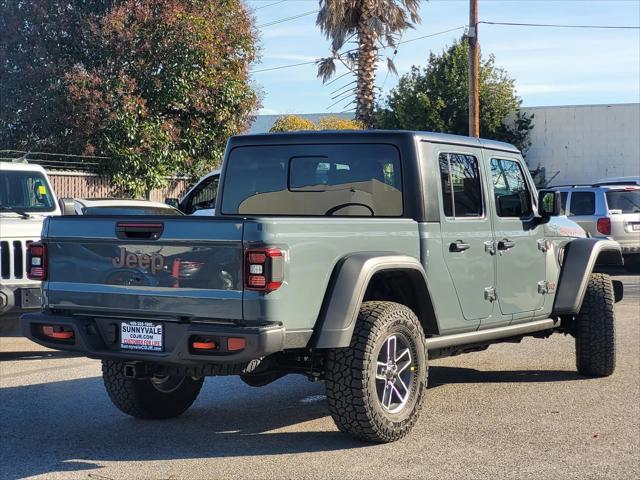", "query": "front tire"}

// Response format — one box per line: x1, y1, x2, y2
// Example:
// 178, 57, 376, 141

575, 273, 616, 377
102, 360, 204, 419
324, 301, 428, 443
